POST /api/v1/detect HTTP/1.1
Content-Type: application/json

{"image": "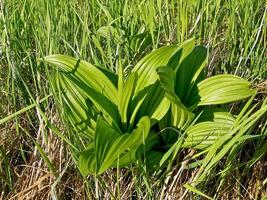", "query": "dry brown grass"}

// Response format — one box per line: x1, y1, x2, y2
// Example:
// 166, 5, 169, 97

0, 88, 266, 200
